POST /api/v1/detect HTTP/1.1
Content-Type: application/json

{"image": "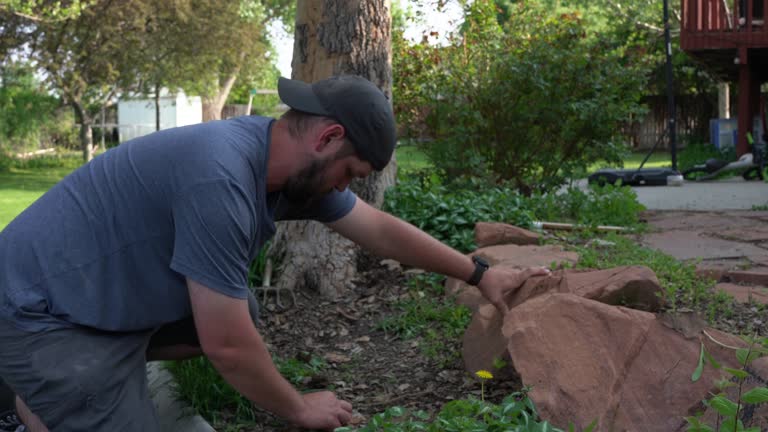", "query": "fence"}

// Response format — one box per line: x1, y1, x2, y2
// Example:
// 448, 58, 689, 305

629, 94, 718, 150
